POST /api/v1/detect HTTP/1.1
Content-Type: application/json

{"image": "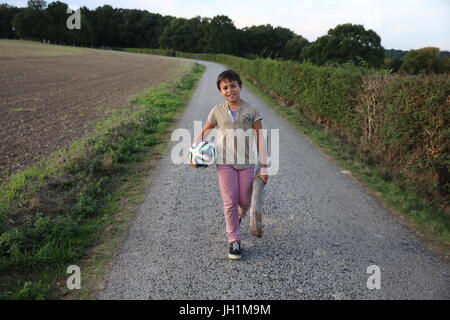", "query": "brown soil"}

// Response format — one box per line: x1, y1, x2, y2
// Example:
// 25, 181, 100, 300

0, 47, 190, 180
